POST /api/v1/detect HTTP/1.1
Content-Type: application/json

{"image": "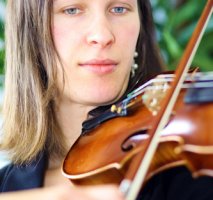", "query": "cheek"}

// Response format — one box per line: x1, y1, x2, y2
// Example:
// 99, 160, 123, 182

52, 21, 83, 55
52, 26, 68, 50
52, 18, 82, 46
117, 25, 140, 68
117, 23, 140, 50
52, 25, 78, 65
127, 24, 140, 44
